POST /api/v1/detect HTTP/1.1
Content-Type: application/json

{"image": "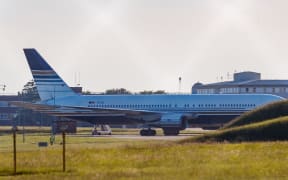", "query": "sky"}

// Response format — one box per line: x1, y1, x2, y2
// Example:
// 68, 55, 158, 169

1, 0, 288, 94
